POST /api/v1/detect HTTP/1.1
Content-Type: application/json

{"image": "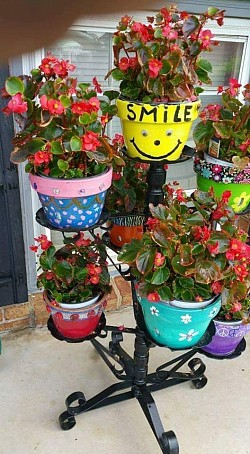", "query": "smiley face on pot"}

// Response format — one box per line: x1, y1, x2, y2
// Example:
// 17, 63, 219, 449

116, 99, 200, 161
